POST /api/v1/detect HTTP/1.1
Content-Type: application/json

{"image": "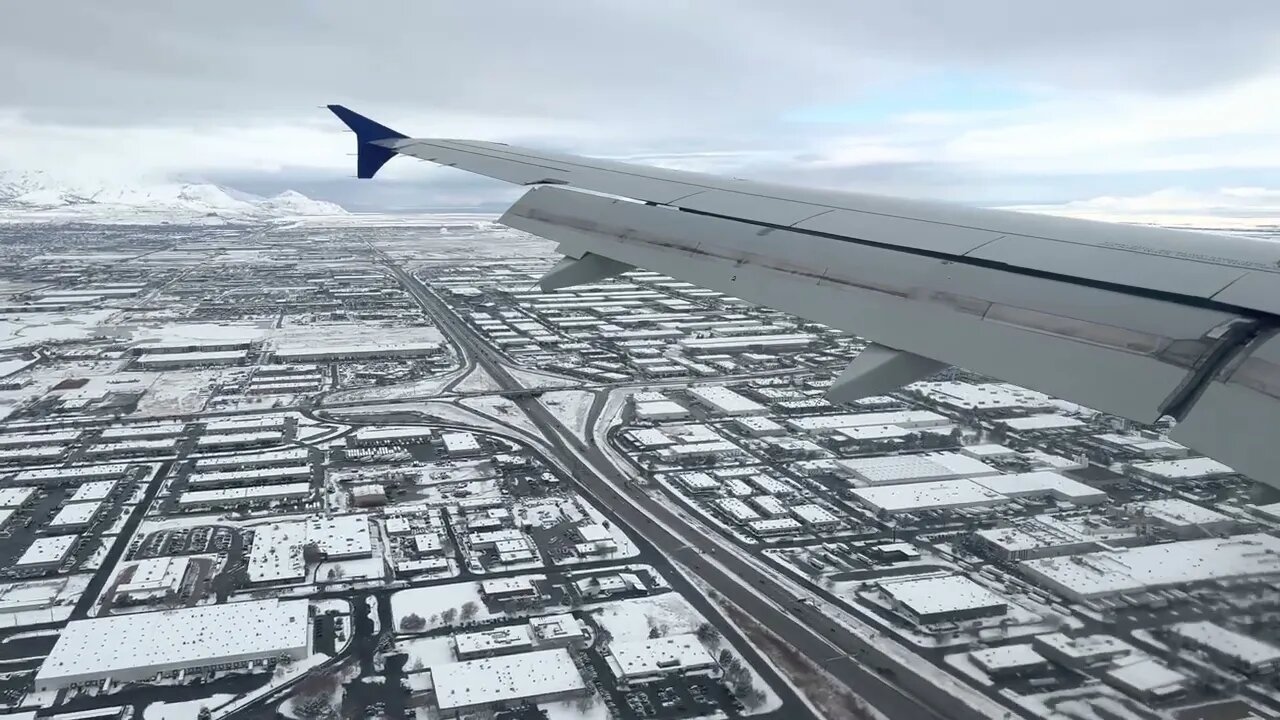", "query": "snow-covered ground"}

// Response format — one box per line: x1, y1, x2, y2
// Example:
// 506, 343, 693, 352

539, 390, 596, 441
144, 694, 234, 720
452, 365, 502, 393
390, 578, 538, 631
507, 364, 584, 389
397, 635, 456, 669
460, 395, 542, 437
